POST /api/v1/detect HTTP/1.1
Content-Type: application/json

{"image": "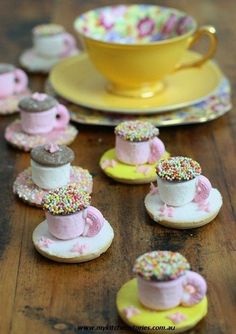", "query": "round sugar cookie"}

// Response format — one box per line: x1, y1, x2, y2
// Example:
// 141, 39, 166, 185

0, 89, 31, 115
33, 219, 114, 263
5, 120, 78, 152
144, 188, 222, 229
117, 278, 207, 334
100, 148, 169, 184
13, 166, 93, 207
20, 48, 80, 73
